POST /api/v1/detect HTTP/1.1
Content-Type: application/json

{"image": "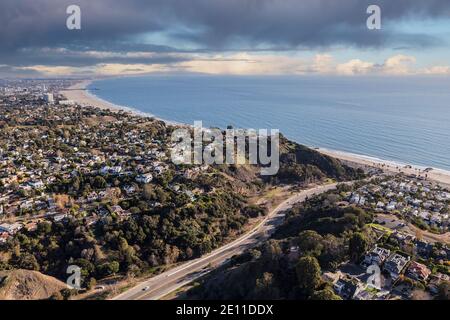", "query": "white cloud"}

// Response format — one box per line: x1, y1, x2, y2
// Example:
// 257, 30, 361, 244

382, 54, 416, 75
178, 52, 309, 75
422, 65, 450, 75
19, 65, 81, 75
14, 52, 450, 77
310, 54, 335, 74
93, 63, 170, 75
336, 59, 376, 75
